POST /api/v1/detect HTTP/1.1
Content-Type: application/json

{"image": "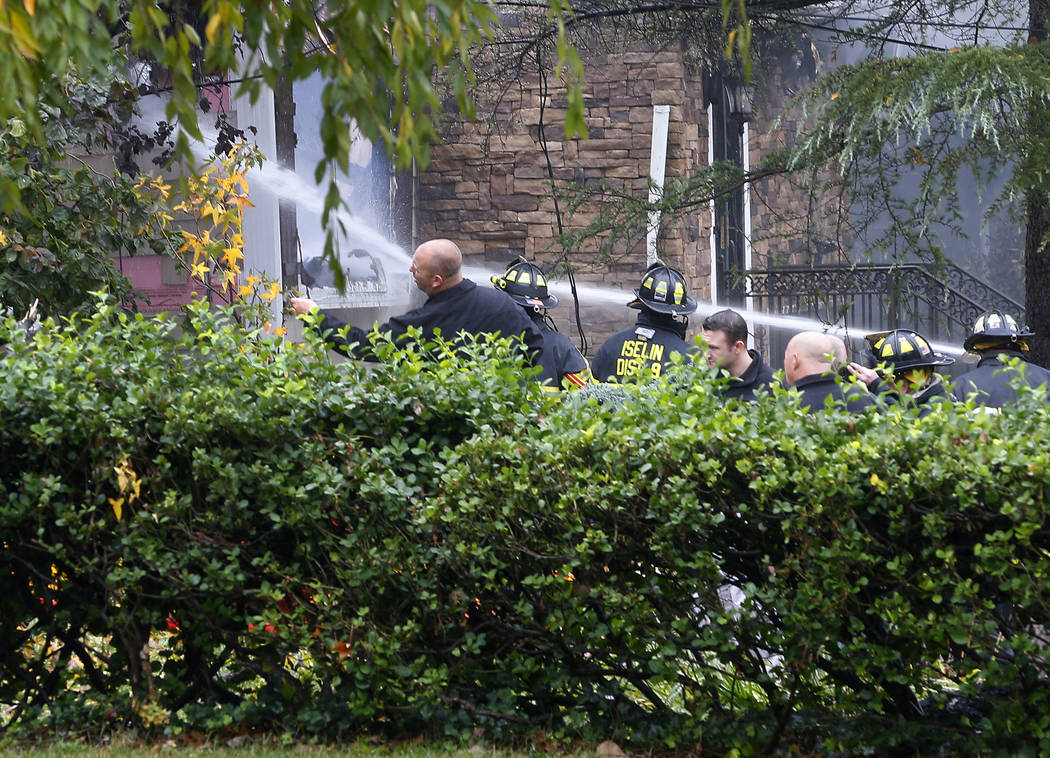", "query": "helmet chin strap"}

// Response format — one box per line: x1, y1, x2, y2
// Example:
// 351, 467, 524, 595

665, 314, 689, 340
